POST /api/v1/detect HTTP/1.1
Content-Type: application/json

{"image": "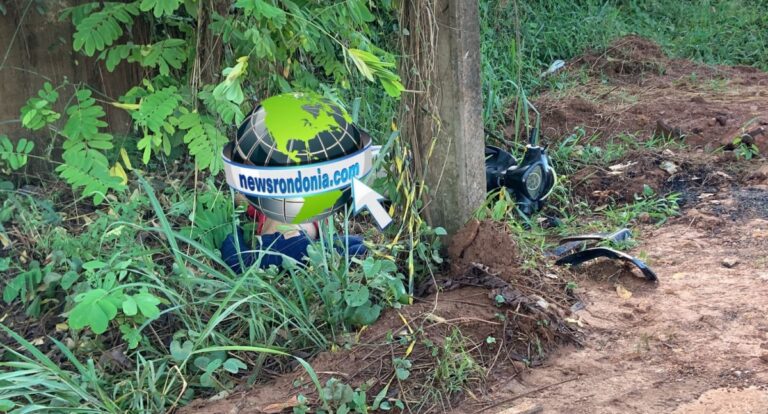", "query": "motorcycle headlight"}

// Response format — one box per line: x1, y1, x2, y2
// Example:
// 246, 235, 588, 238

524, 164, 545, 200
